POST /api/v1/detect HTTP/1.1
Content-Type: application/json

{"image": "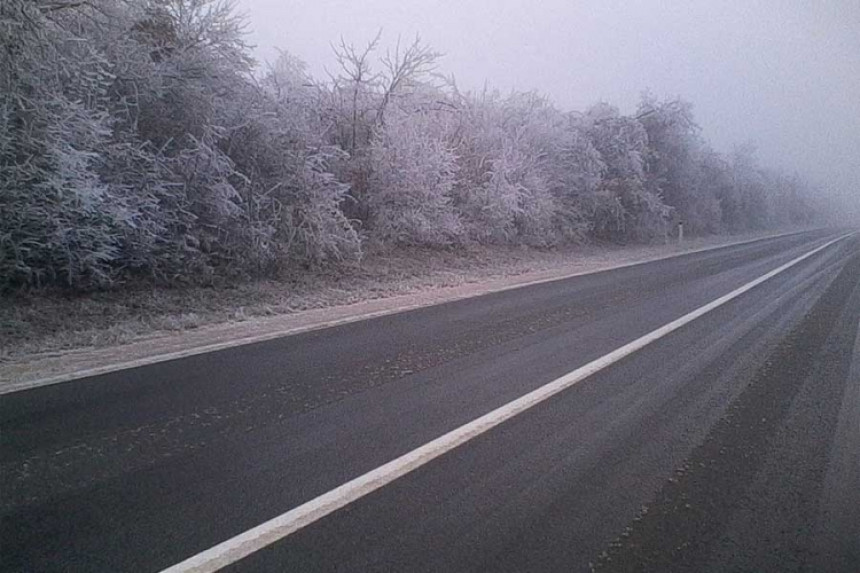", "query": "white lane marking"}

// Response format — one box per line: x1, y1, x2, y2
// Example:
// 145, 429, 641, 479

5, 230, 813, 395
161, 232, 854, 573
